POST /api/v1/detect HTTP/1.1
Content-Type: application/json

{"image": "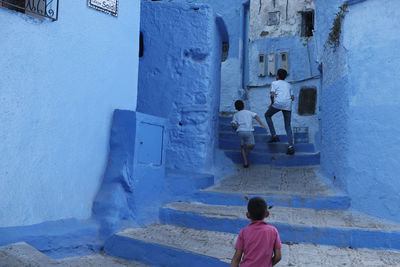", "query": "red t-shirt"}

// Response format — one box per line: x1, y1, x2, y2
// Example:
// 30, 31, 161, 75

235, 220, 282, 267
